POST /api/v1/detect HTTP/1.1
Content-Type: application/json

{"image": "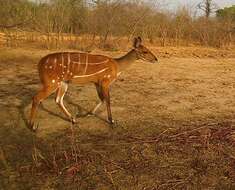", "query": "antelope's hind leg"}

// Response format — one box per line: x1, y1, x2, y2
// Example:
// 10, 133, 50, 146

55, 82, 76, 124
29, 85, 57, 131
89, 83, 114, 124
